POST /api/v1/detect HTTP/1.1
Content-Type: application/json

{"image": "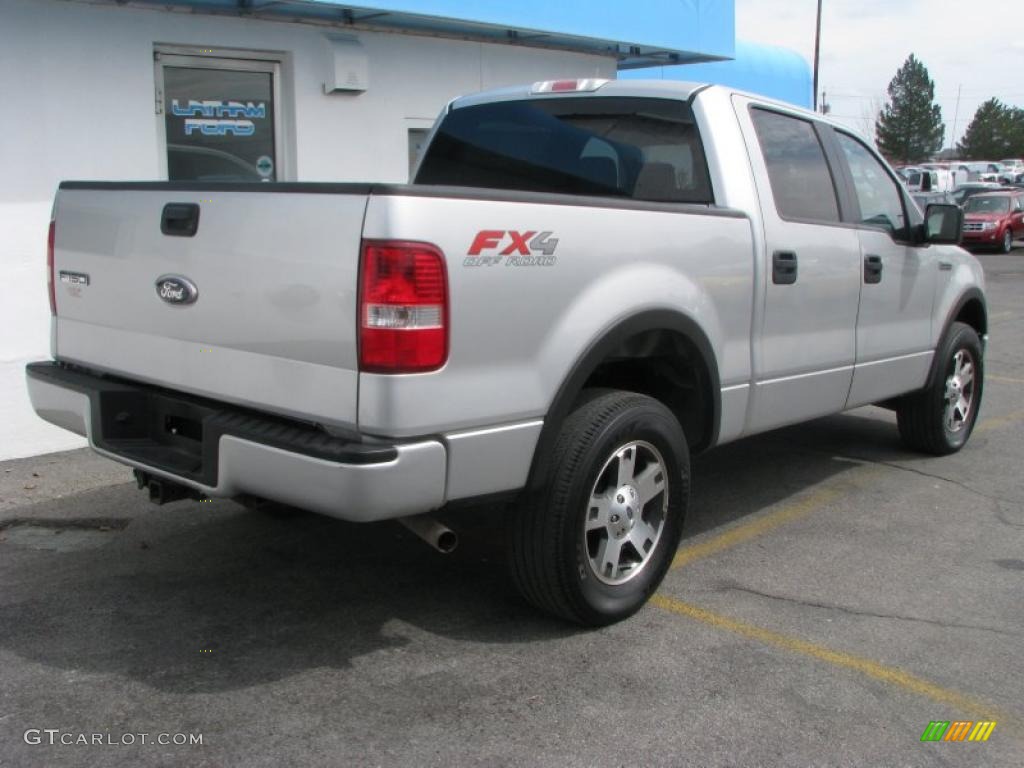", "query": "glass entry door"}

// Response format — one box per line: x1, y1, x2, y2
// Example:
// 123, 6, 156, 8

156, 53, 282, 182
